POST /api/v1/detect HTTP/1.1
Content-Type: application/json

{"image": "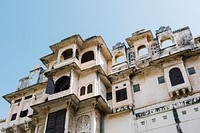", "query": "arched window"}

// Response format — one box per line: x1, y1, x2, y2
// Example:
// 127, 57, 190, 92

54, 76, 70, 93
76, 49, 79, 60
138, 45, 148, 56
61, 49, 73, 61
80, 86, 85, 96
161, 39, 173, 48
169, 68, 185, 86
87, 84, 93, 94
115, 52, 125, 64
81, 51, 94, 63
